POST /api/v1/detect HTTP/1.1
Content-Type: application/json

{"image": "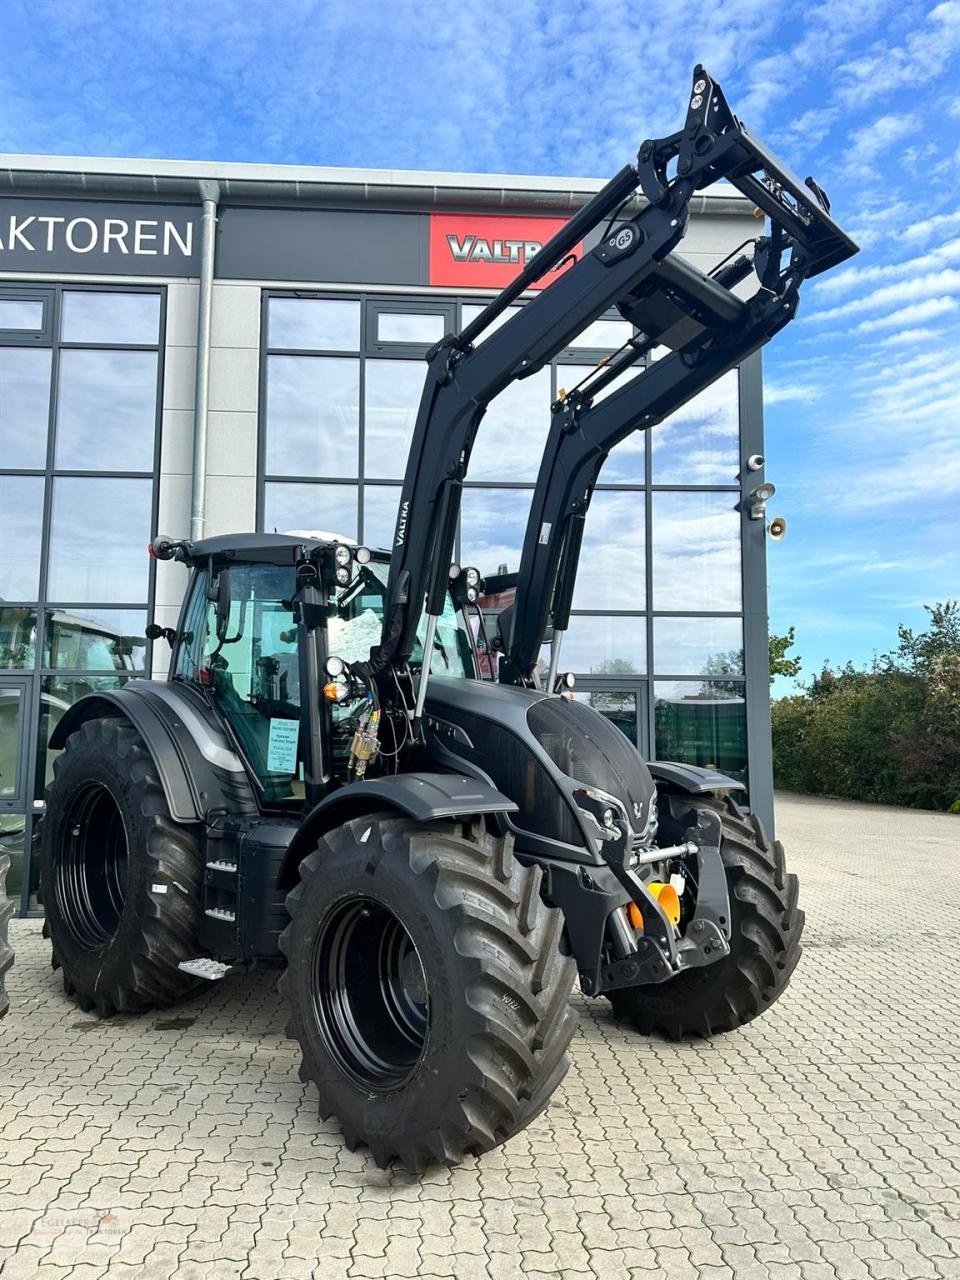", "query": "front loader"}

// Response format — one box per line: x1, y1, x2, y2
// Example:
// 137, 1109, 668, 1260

39, 66, 856, 1168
